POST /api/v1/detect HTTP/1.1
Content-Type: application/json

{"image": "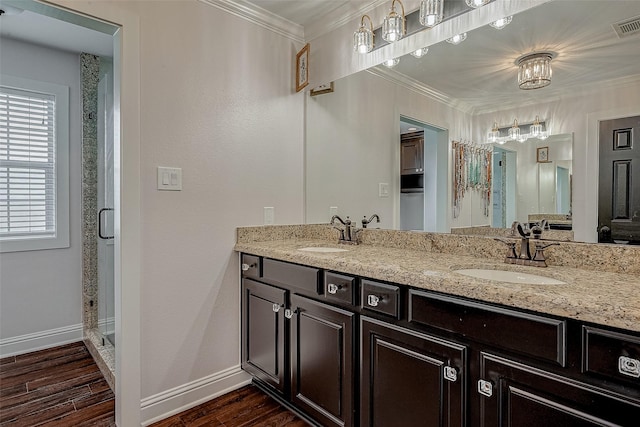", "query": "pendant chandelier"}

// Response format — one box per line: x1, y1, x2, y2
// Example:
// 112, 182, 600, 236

517, 53, 553, 90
